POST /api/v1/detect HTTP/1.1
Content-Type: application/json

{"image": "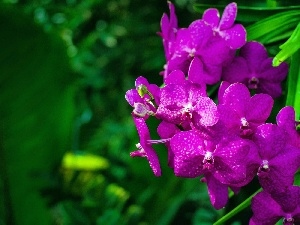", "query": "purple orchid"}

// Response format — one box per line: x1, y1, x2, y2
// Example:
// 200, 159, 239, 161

218, 82, 274, 138
156, 70, 218, 129
202, 2, 246, 49
252, 123, 300, 194
250, 186, 300, 225
276, 106, 300, 148
130, 115, 161, 176
125, 76, 160, 118
158, 1, 178, 61
170, 126, 257, 208
222, 41, 288, 98
163, 17, 234, 84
